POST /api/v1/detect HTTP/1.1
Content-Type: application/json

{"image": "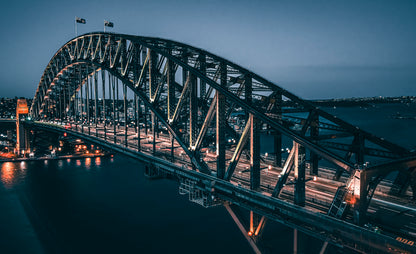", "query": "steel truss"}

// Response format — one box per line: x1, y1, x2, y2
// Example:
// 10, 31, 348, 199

29, 32, 416, 253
